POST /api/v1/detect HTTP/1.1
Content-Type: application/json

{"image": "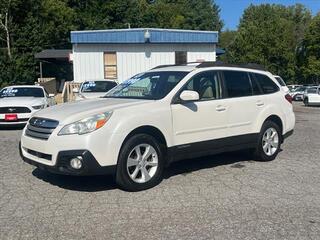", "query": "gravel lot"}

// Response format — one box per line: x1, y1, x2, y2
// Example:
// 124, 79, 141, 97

0, 102, 319, 240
